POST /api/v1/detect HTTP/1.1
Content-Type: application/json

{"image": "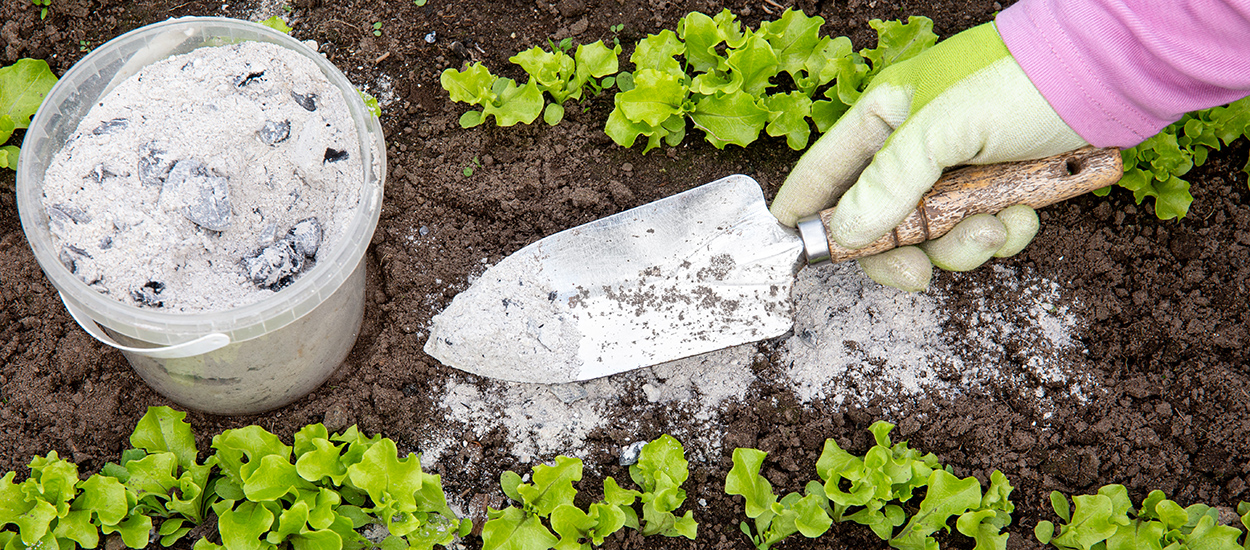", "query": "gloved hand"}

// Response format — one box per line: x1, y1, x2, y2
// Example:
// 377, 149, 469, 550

770, 22, 1088, 291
